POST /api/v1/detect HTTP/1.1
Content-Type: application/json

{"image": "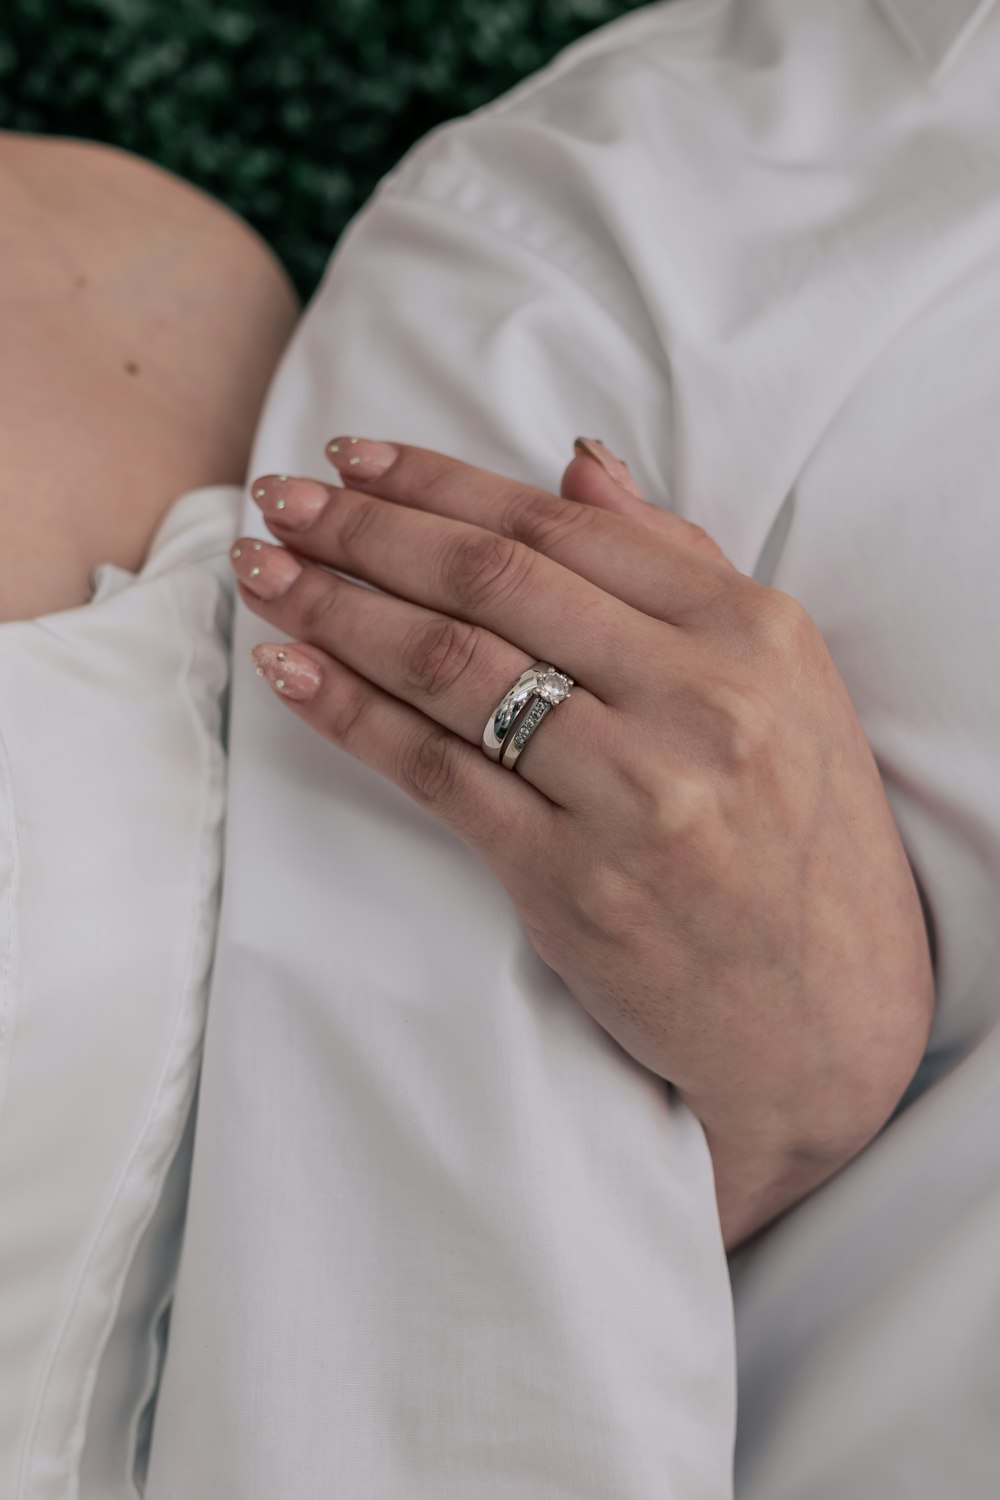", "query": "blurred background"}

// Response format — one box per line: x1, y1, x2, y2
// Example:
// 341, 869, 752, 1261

0, 0, 646, 298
